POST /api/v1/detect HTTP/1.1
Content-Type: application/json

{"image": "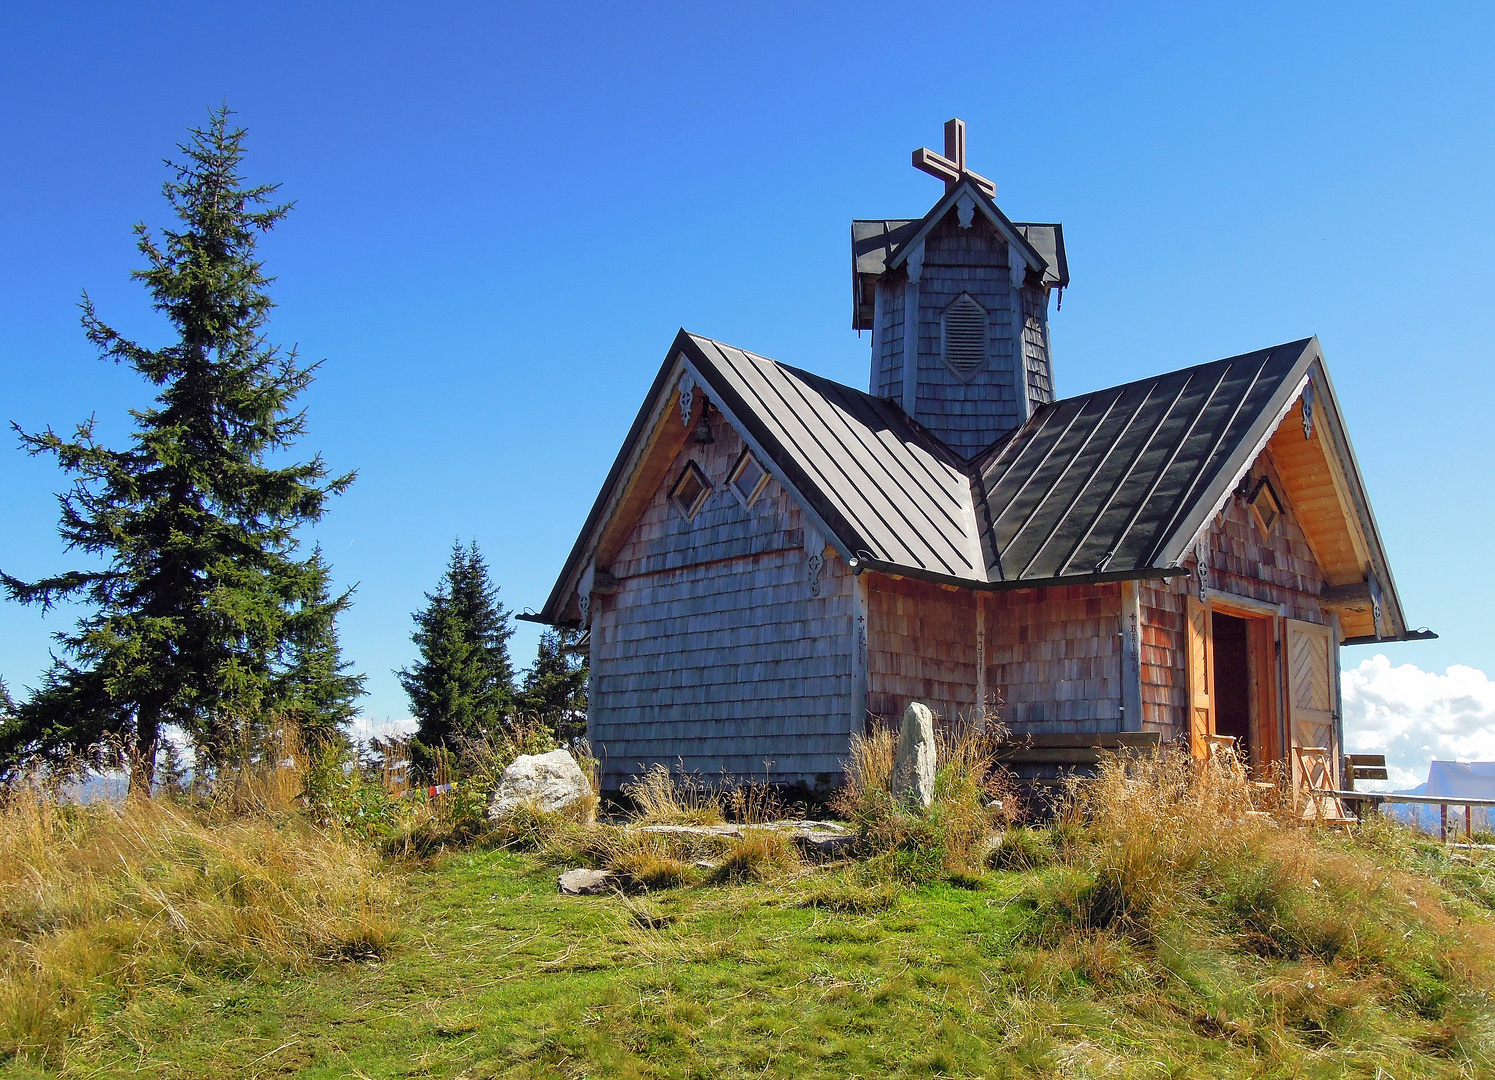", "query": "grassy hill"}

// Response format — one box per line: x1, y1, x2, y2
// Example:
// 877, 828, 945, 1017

4, 748, 1495, 1078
